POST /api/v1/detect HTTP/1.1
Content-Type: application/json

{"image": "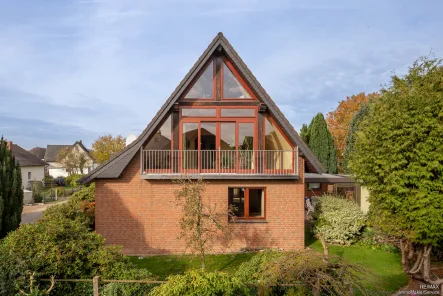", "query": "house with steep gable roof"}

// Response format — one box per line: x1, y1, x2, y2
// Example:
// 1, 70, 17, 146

45, 141, 95, 177
9, 141, 47, 189
80, 33, 326, 255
